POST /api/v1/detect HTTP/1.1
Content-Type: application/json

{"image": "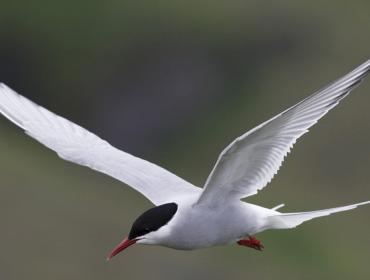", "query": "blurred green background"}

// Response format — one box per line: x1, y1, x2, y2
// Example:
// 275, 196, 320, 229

0, 1, 369, 279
